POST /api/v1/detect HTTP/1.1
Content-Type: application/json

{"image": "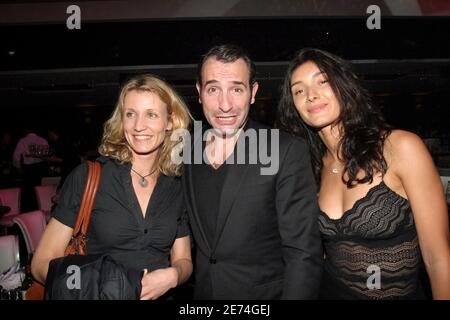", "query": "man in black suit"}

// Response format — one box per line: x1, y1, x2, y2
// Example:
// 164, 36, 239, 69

182, 44, 322, 299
